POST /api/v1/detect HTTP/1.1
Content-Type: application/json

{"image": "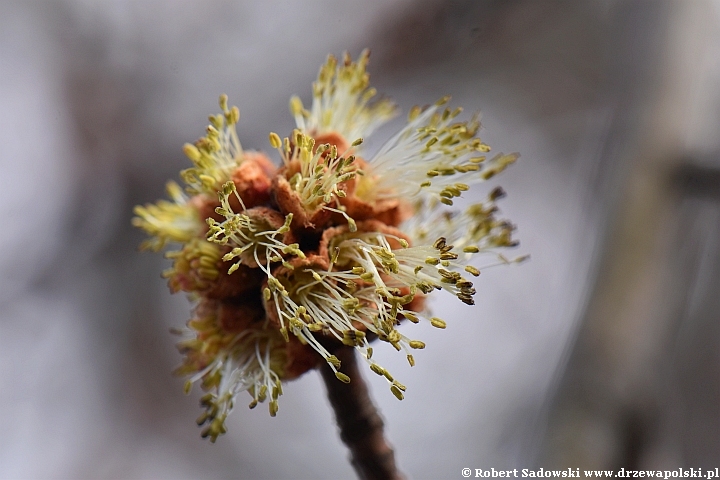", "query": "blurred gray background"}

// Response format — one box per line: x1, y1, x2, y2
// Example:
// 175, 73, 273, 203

2, 0, 720, 478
